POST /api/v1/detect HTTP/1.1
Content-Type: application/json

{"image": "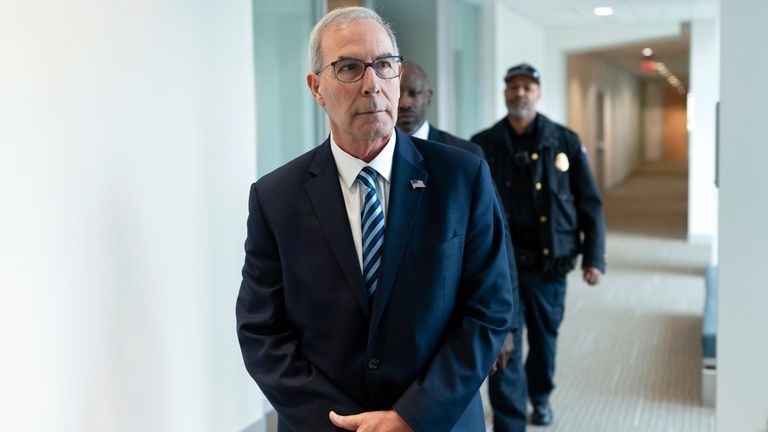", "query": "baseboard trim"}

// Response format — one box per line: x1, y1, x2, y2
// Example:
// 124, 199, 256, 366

241, 410, 277, 432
